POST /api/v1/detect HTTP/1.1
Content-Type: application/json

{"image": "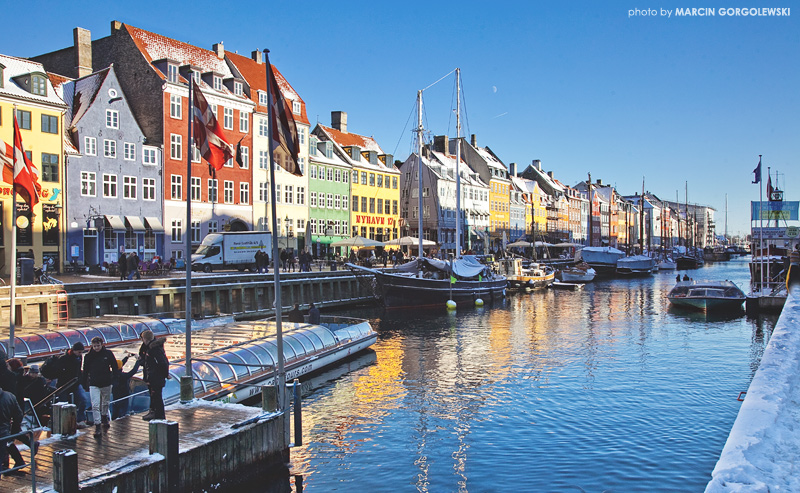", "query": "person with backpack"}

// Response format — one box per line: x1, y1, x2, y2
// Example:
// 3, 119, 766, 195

83, 337, 119, 437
